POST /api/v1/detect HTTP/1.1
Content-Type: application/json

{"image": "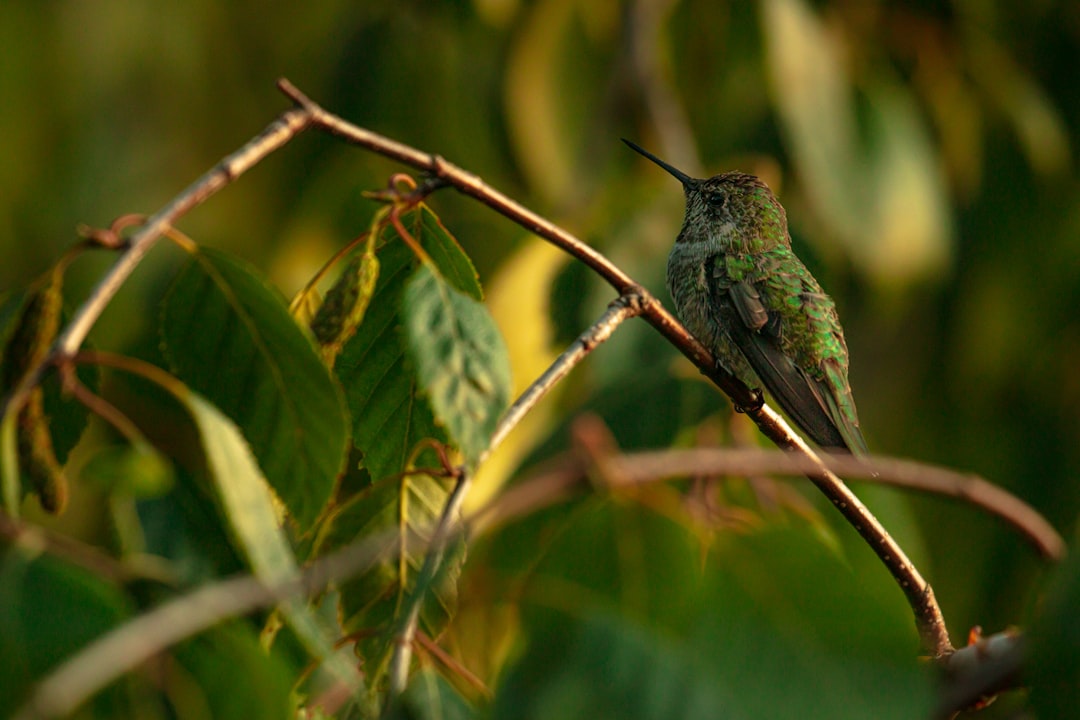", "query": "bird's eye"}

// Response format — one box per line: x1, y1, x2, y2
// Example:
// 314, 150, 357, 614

706, 190, 727, 210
